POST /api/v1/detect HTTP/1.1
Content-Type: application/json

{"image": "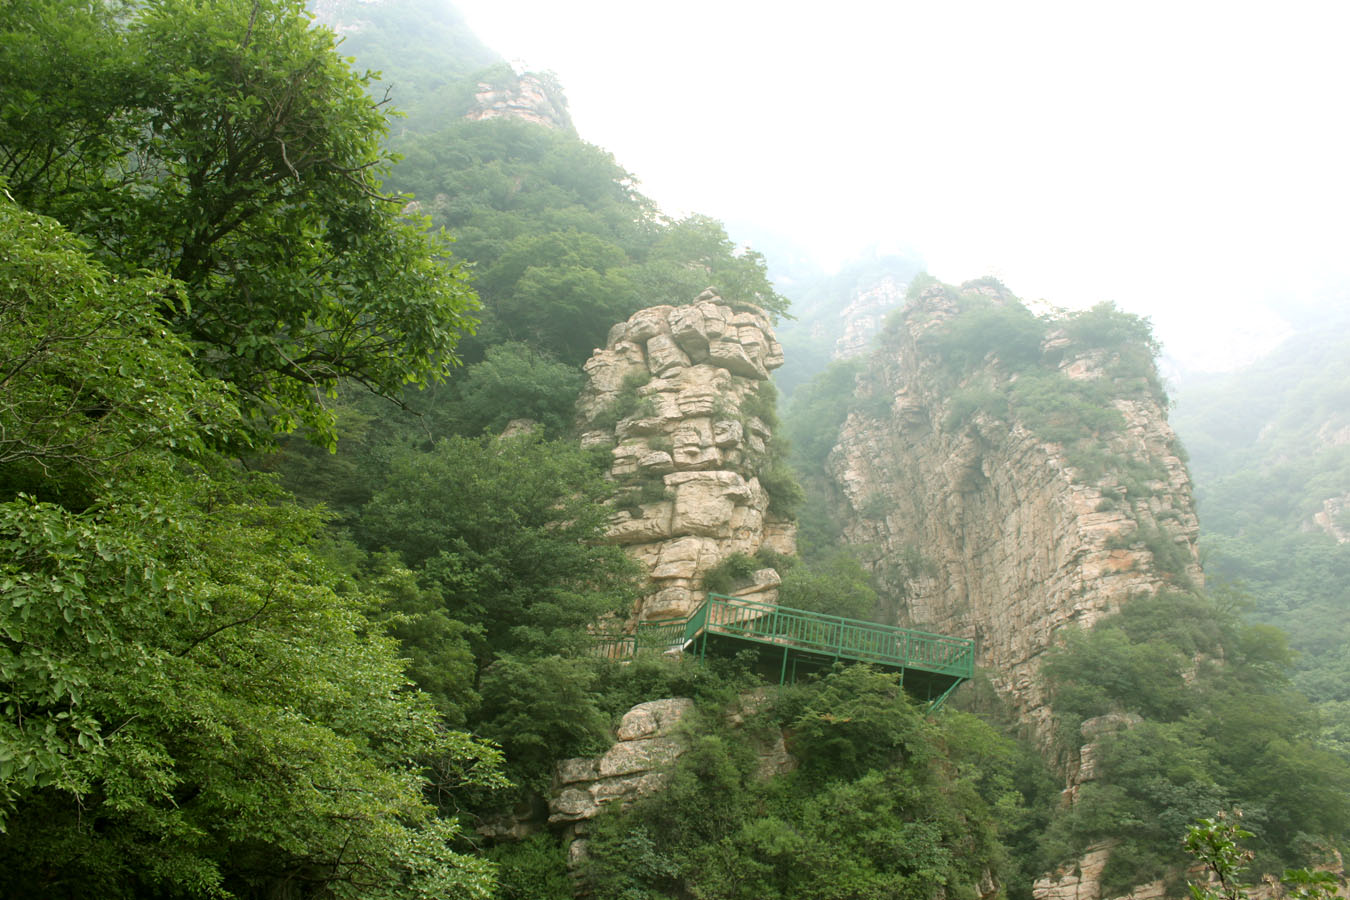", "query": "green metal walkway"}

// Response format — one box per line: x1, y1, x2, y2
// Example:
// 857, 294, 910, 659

596, 593, 975, 711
